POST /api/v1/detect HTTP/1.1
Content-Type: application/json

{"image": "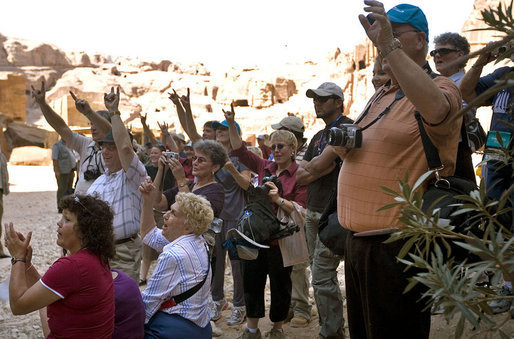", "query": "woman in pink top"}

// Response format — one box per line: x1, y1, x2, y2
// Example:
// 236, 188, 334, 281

5, 195, 116, 338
